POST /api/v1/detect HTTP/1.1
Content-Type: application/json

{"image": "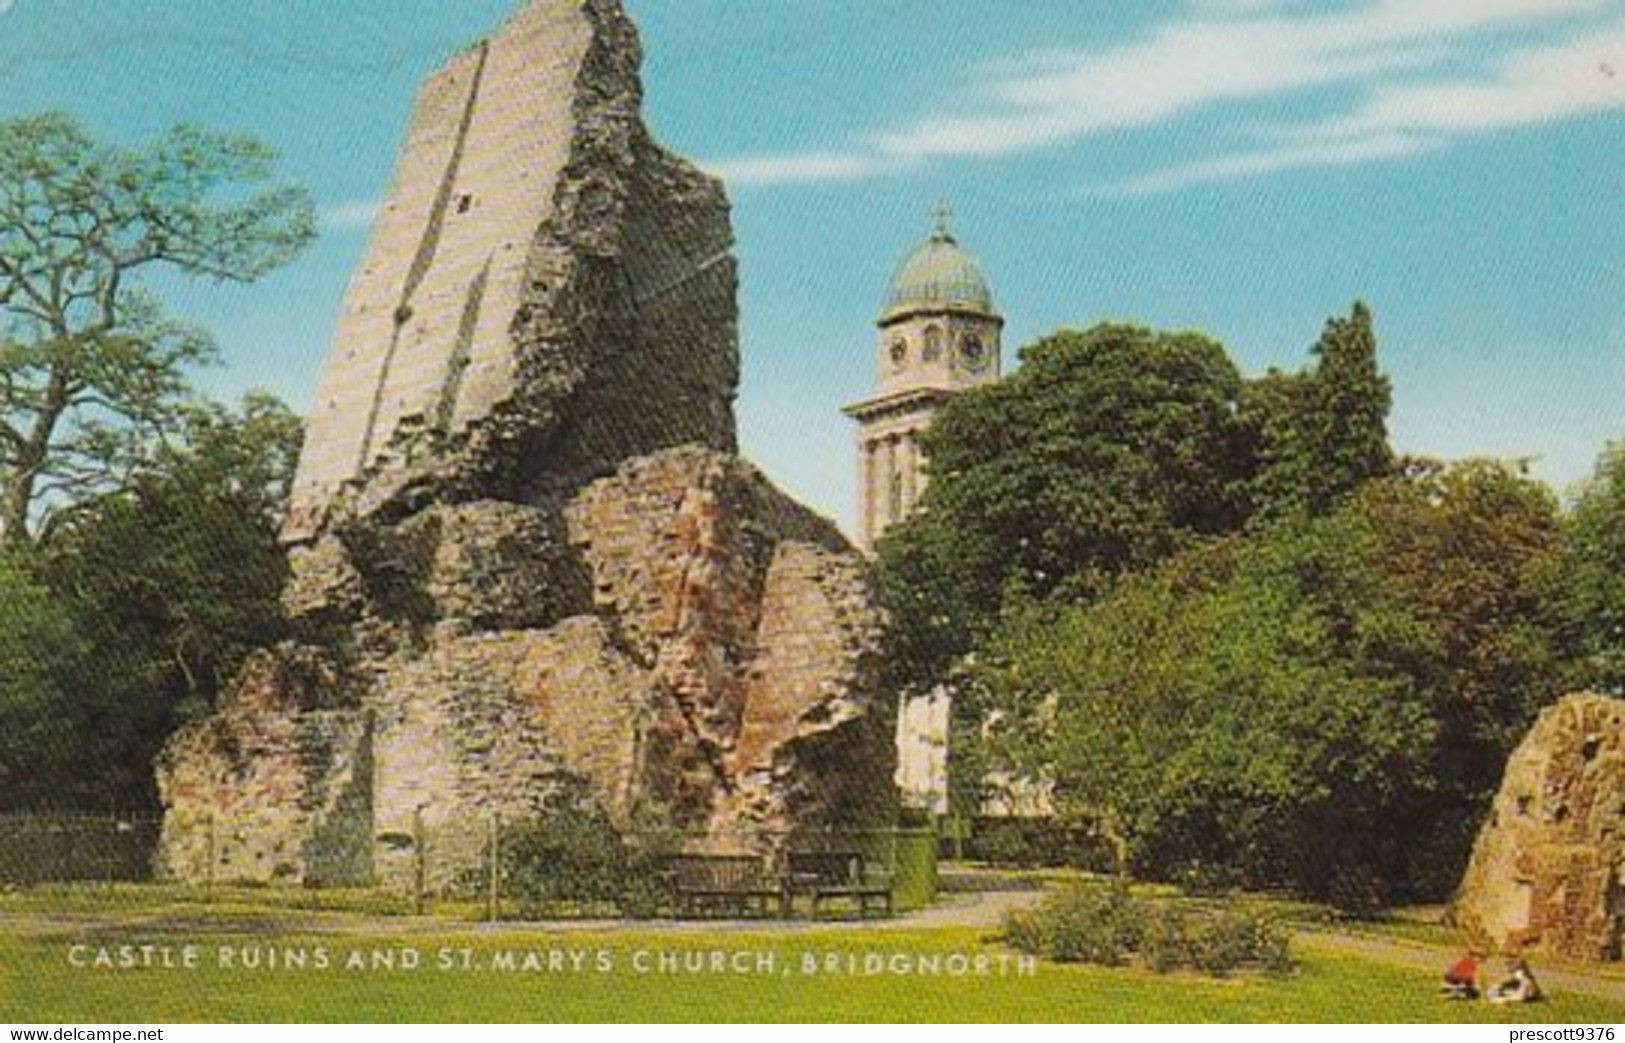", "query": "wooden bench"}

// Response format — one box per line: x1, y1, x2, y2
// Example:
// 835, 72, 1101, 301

662, 854, 788, 919
786, 851, 892, 919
